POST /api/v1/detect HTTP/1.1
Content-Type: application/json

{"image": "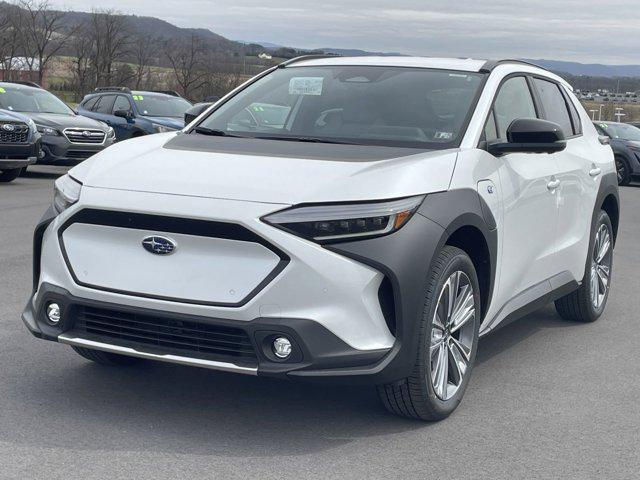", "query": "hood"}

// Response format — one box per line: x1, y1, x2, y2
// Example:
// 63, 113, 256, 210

23, 112, 107, 131
143, 116, 184, 129
0, 109, 32, 123
71, 133, 457, 205
624, 140, 640, 149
